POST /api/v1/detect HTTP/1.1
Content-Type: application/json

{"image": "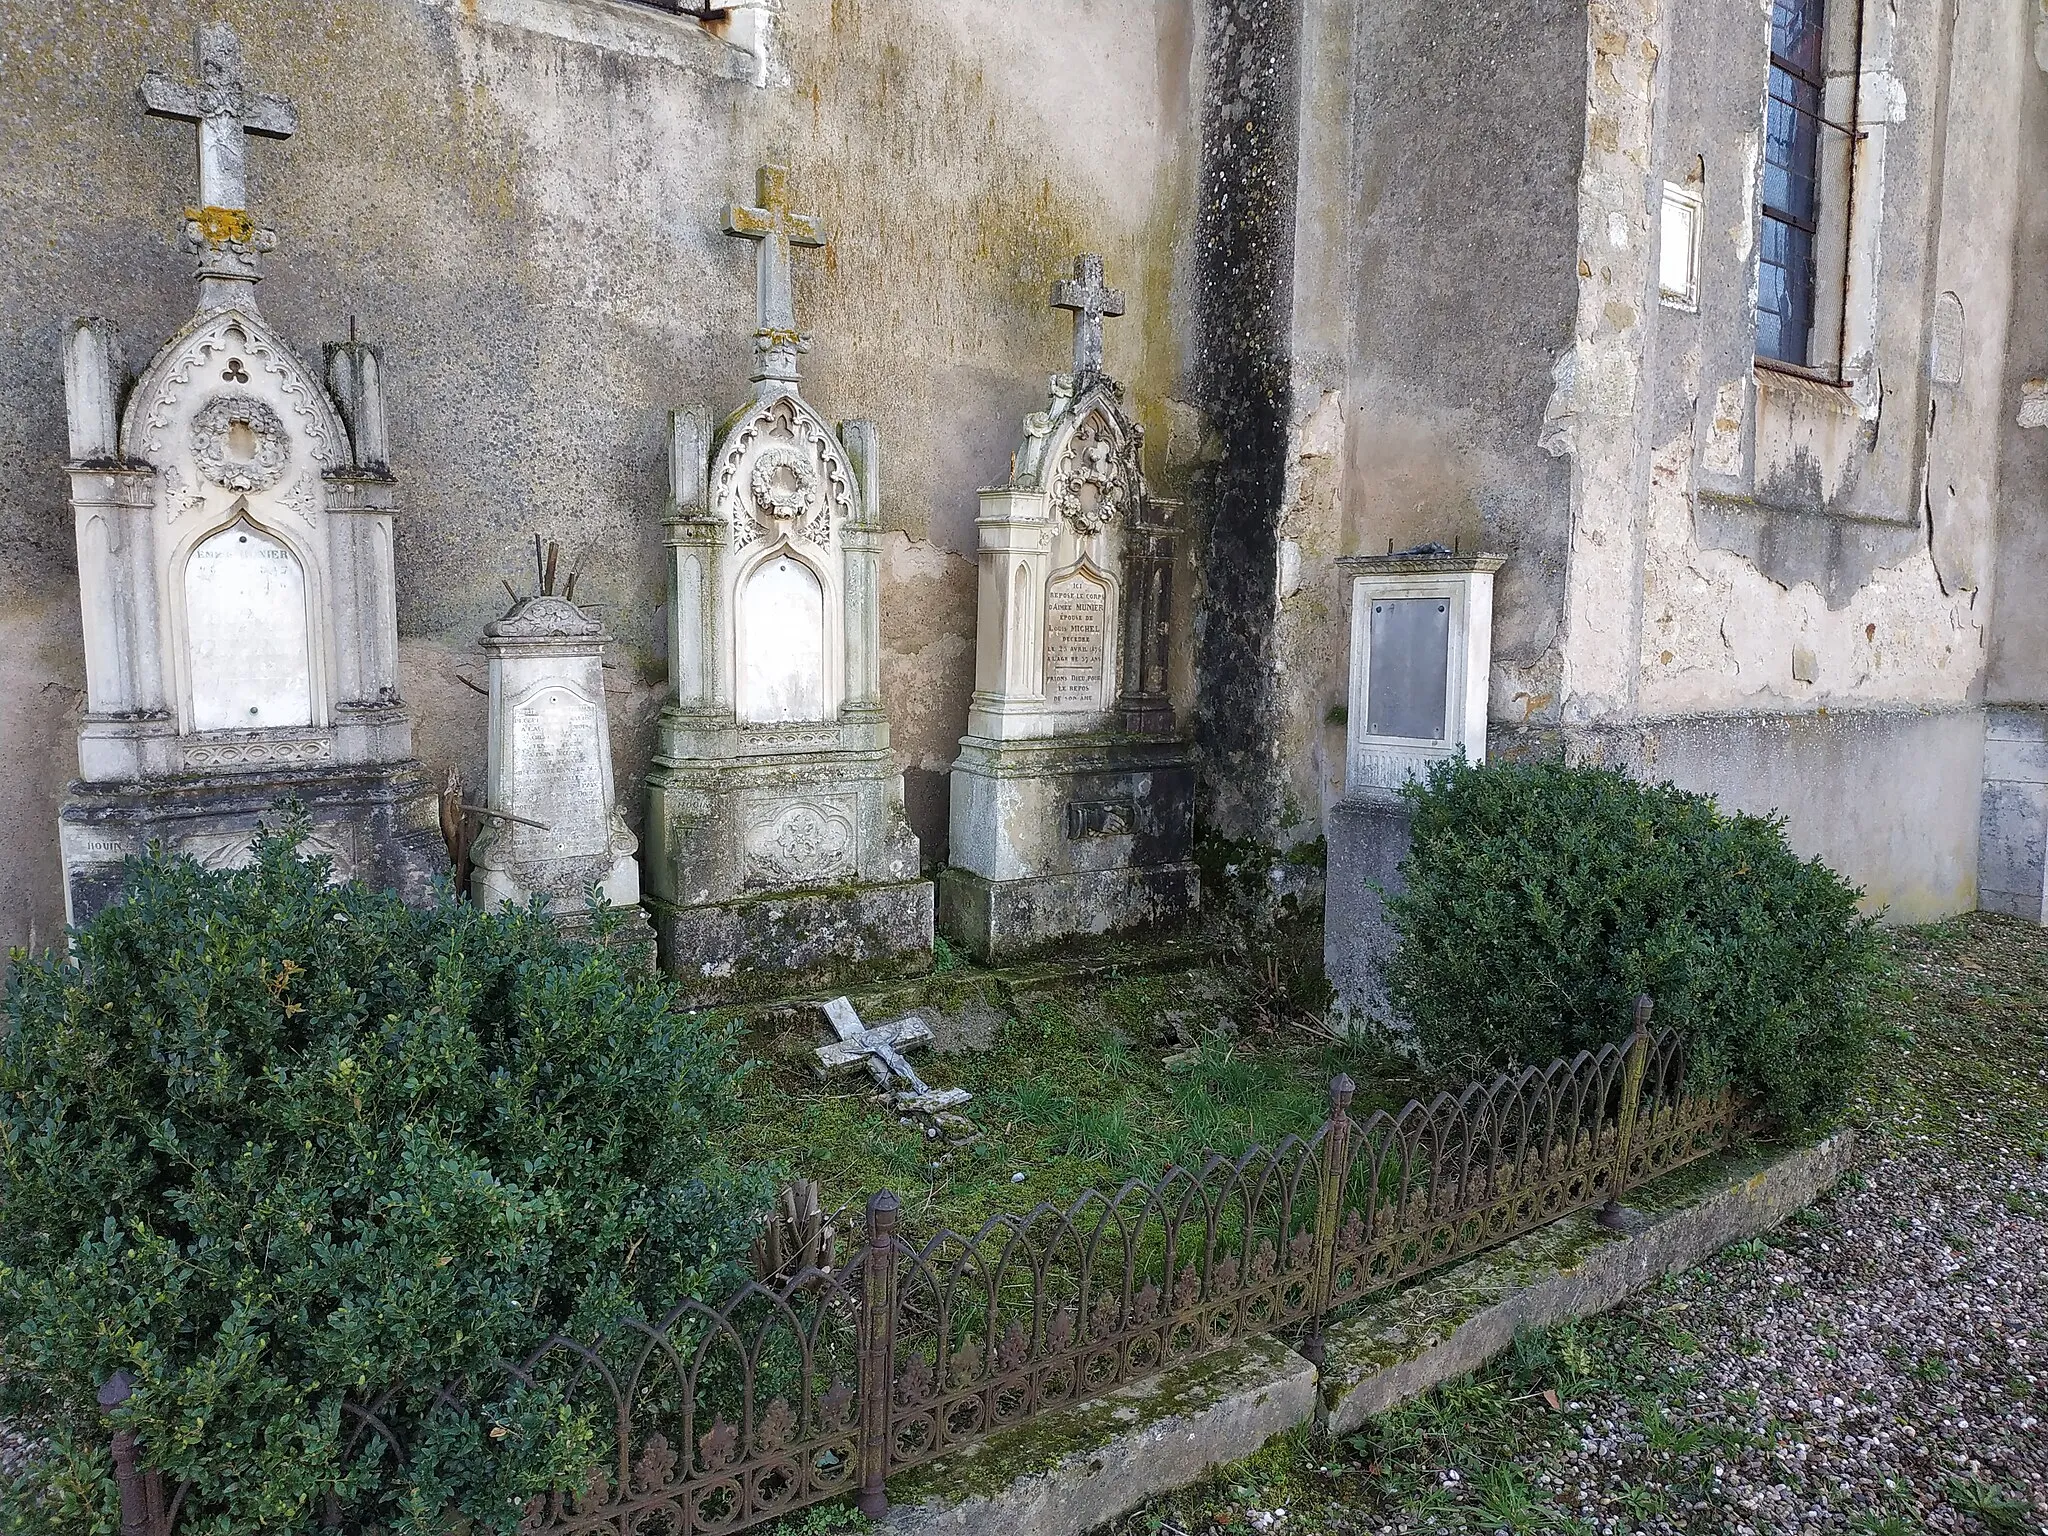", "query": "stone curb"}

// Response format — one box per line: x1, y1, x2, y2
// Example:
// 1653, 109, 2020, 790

877, 1132, 1856, 1536
881, 1333, 1318, 1536
1322, 1129, 1858, 1435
